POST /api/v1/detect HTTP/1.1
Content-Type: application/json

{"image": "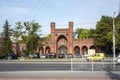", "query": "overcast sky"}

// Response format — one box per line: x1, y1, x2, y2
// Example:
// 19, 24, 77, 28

0, 0, 120, 36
